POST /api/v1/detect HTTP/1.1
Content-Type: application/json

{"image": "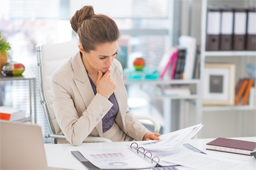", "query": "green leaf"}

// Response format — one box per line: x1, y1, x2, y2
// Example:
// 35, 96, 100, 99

0, 32, 11, 56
